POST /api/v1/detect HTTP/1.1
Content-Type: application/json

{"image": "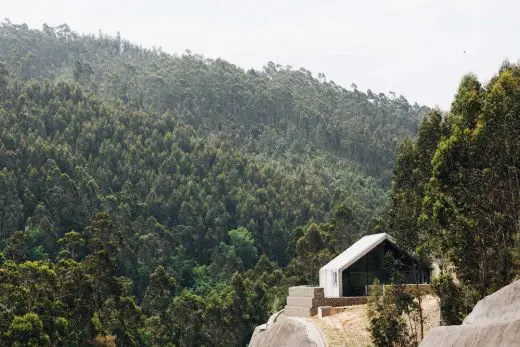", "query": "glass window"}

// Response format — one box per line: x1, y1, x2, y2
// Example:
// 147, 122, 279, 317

349, 272, 366, 286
